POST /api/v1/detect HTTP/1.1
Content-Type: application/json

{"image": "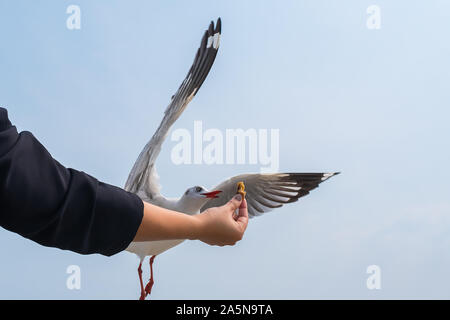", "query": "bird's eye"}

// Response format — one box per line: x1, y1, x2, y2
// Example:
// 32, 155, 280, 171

195, 186, 202, 193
